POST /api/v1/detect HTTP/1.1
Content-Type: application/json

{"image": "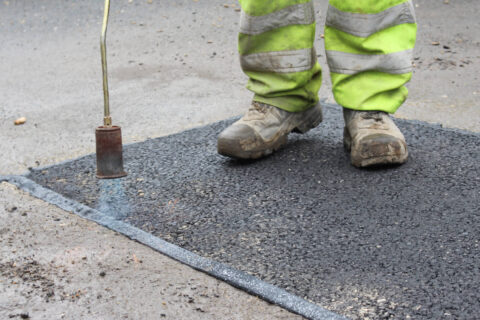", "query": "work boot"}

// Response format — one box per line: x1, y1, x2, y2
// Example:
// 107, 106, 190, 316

217, 102, 323, 159
343, 108, 408, 168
